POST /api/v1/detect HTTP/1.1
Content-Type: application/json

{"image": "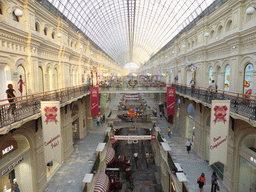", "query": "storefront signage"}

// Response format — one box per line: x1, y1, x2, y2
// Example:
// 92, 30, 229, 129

0, 138, 18, 159
110, 135, 156, 141
2, 157, 23, 176
209, 100, 230, 165
41, 101, 62, 164
167, 87, 175, 116
90, 87, 99, 116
